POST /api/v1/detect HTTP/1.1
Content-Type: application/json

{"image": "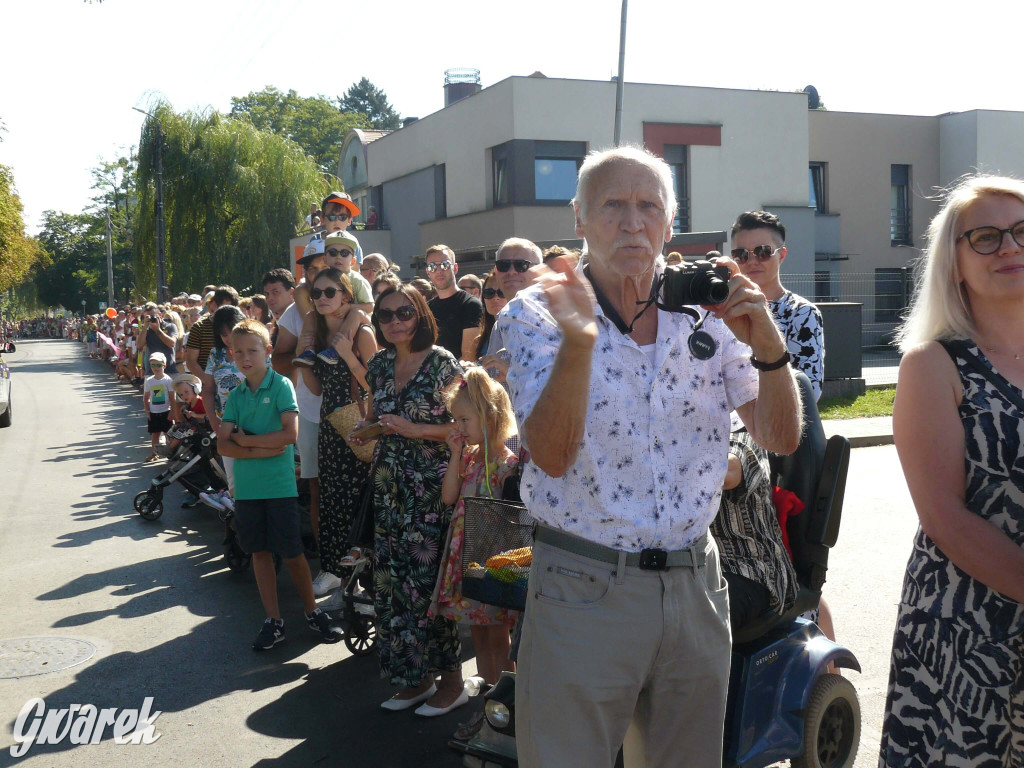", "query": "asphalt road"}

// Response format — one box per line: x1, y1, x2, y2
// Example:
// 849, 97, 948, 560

0, 339, 919, 767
